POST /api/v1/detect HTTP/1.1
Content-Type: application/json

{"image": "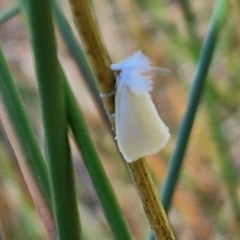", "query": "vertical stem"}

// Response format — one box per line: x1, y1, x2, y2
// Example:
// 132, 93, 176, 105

0, 47, 50, 205
161, 0, 229, 212
177, 0, 240, 224
52, 2, 112, 133
64, 78, 132, 240
26, 0, 81, 239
